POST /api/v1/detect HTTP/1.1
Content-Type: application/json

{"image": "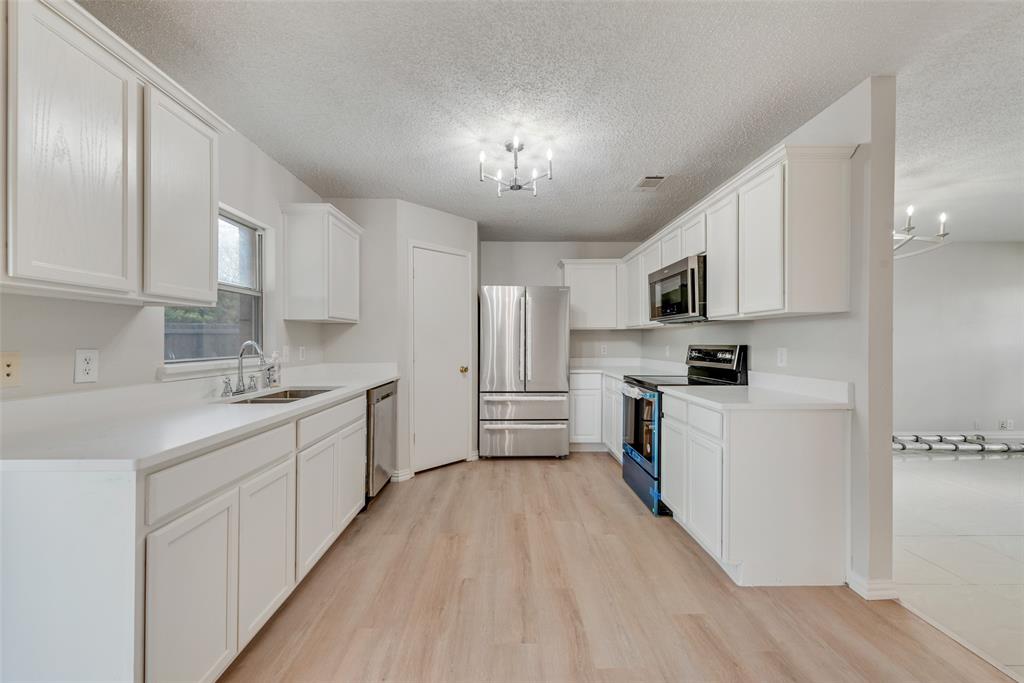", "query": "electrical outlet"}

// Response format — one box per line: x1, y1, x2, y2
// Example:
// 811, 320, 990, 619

74, 349, 99, 384
599, 344, 608, 357
664, 345, 671, 358
1, 352, 22, 387
776, 347, 788, 368
299, 345, 306, 361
